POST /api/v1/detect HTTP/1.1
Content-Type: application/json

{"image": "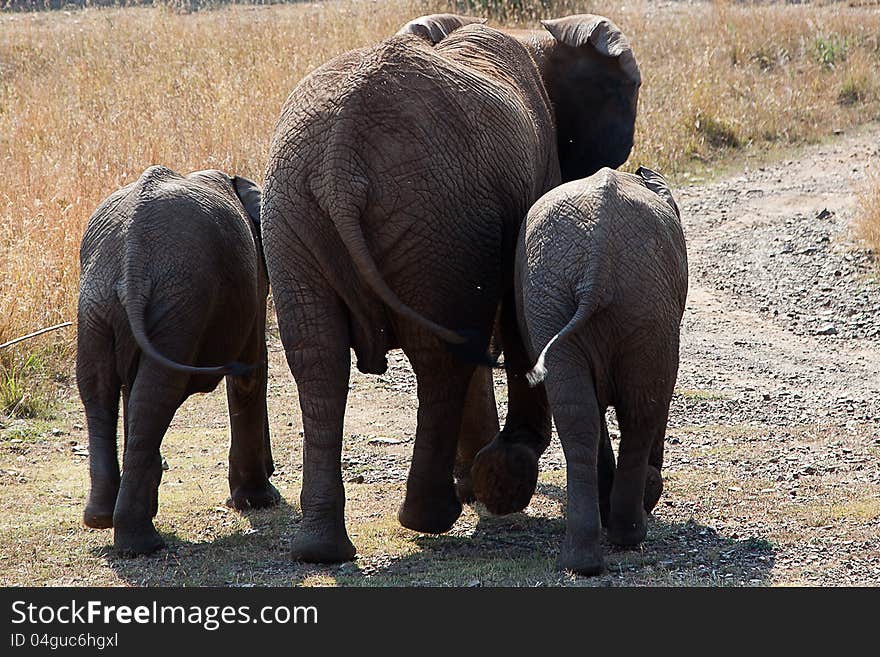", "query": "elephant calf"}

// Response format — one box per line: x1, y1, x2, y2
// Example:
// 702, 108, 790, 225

518, 166, 688, 575
77, 166, 279, 555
